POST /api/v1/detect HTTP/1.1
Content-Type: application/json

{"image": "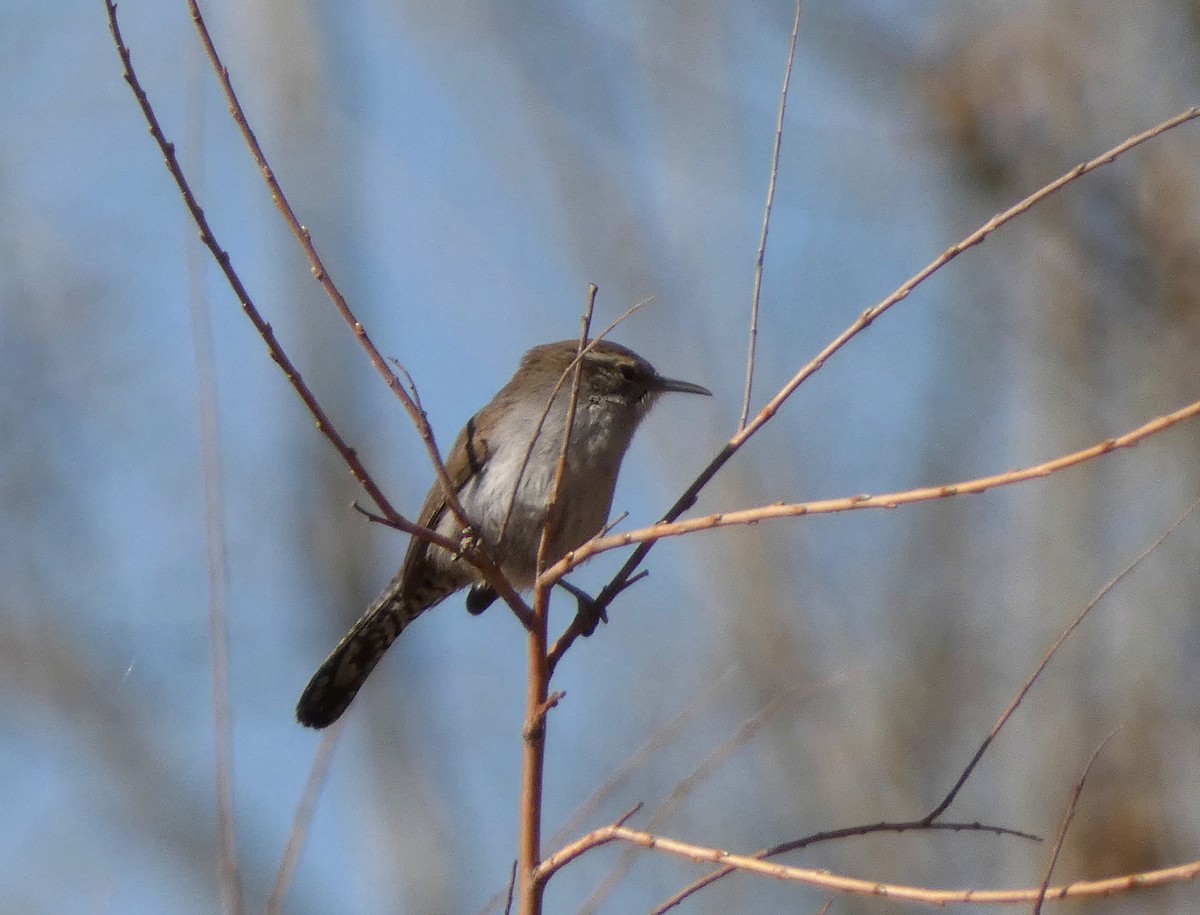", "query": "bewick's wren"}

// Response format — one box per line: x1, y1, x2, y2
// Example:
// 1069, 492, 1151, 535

296, 339, 710, 728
